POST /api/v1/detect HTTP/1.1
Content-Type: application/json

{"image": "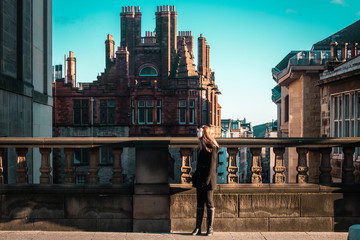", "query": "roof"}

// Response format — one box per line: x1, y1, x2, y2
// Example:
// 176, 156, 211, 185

170, 38, 198, 78
312, 20, 360, 51
273, 51, 301, 73
252, 123, 267, 138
